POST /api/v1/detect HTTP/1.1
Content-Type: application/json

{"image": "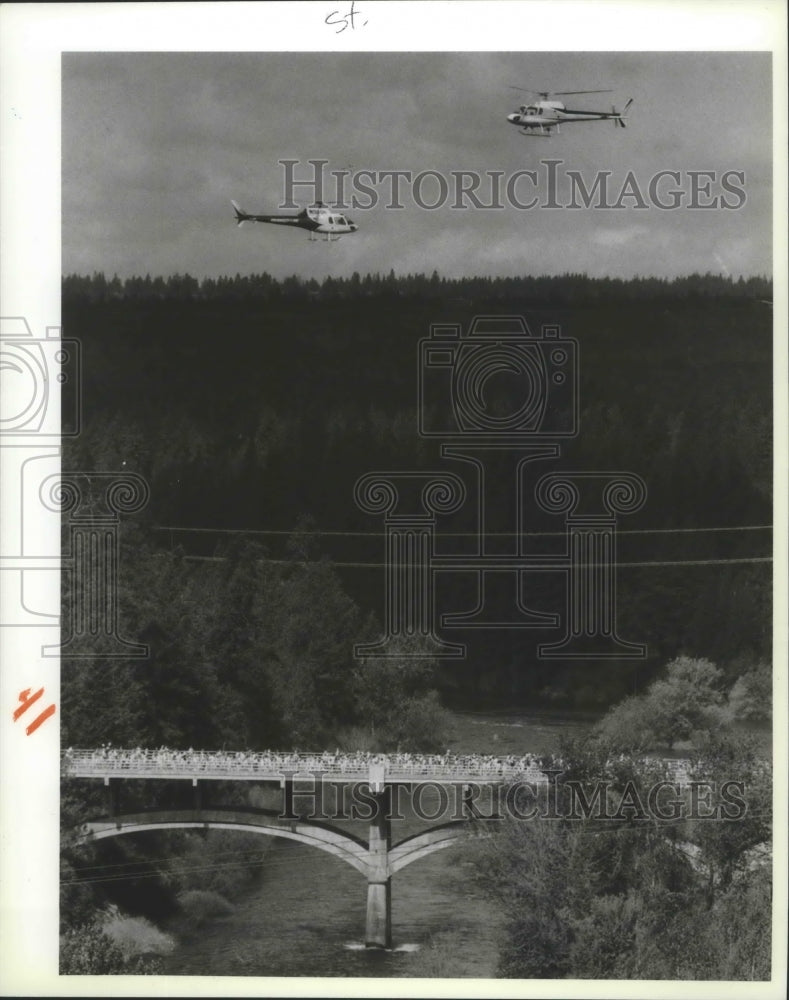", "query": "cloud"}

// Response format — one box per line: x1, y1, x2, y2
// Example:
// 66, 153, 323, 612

62, 52, 773, 280
591, 225, 649, 248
